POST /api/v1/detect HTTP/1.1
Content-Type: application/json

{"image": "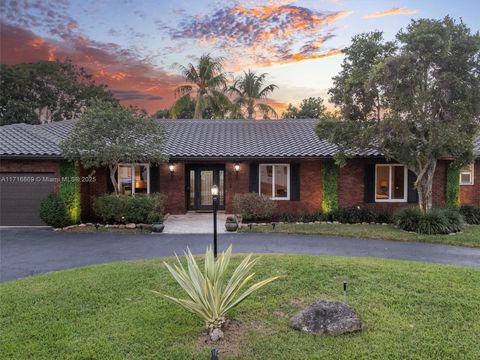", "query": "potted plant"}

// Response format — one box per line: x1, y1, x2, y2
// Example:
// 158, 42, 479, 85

149, 213, 165, 233
225, 216, 238, 232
